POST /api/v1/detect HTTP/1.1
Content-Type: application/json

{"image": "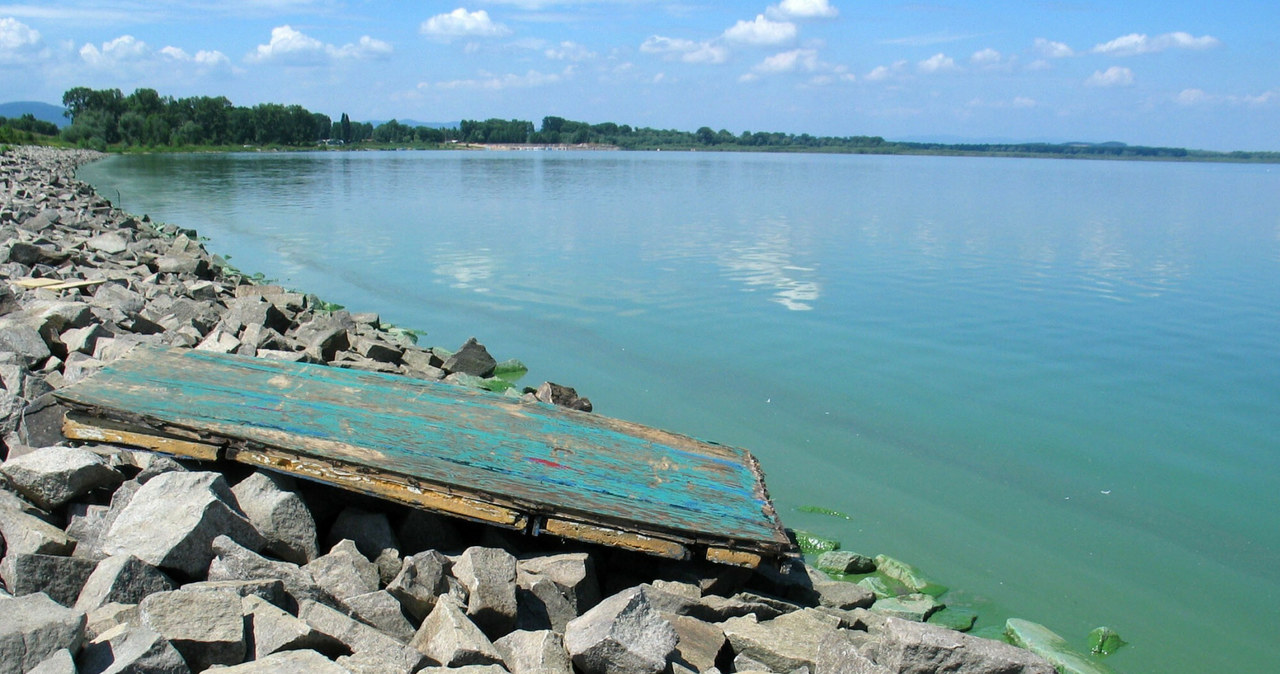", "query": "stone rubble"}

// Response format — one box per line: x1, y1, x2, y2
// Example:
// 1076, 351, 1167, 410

0, 145, 1102, 673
